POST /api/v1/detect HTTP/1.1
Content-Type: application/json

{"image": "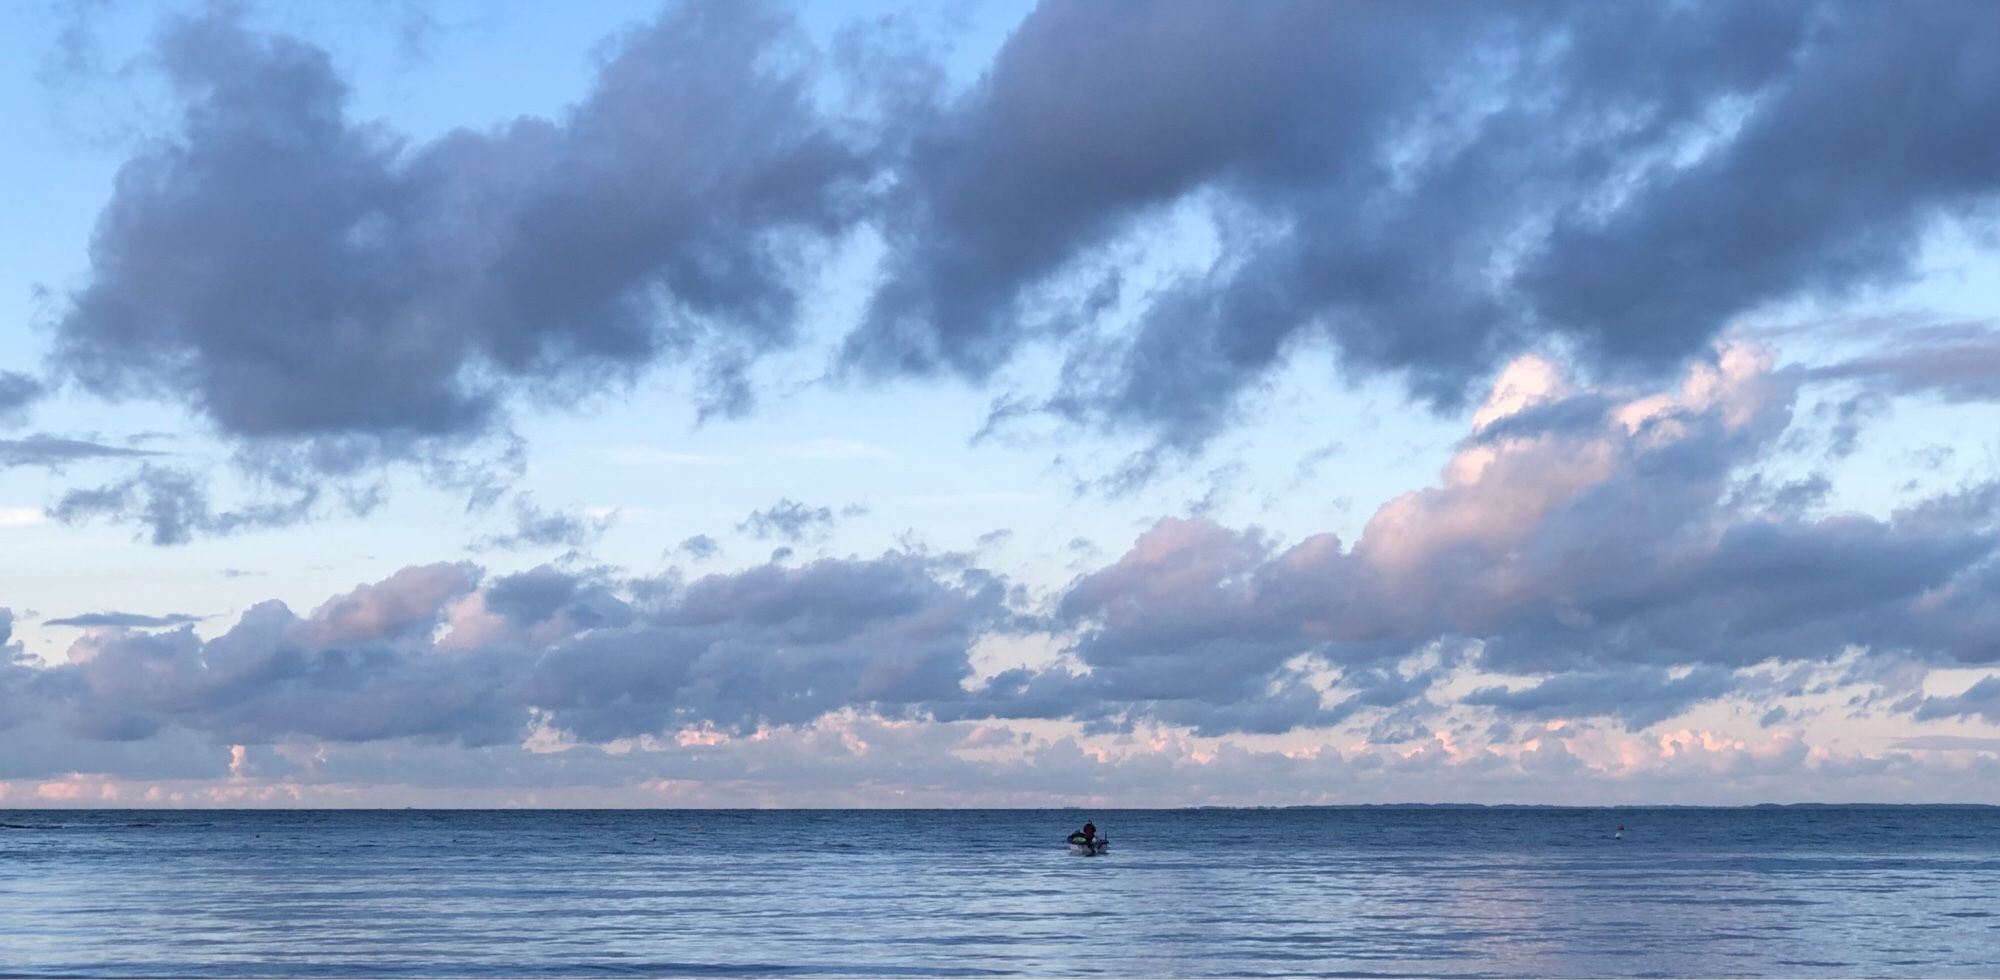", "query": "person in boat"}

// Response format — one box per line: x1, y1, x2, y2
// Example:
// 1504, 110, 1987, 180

1082, 820, 1097, 844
